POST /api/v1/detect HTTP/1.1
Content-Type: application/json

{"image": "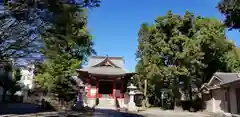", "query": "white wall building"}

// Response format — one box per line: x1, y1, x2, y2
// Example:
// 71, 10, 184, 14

20, 64, 35, 90
202, 72, 240, 114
